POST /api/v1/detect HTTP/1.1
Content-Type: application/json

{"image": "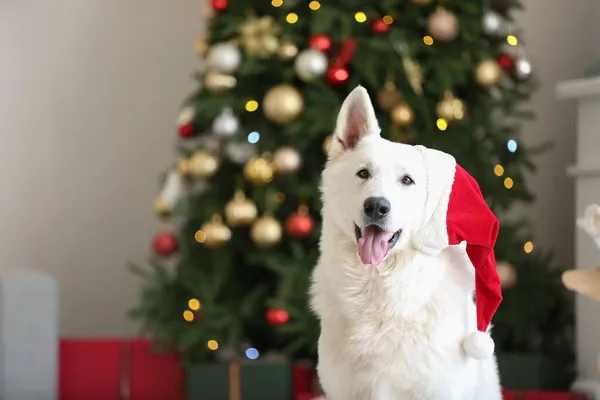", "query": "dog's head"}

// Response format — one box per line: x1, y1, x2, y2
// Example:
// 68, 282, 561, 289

321, 86, 455, 266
